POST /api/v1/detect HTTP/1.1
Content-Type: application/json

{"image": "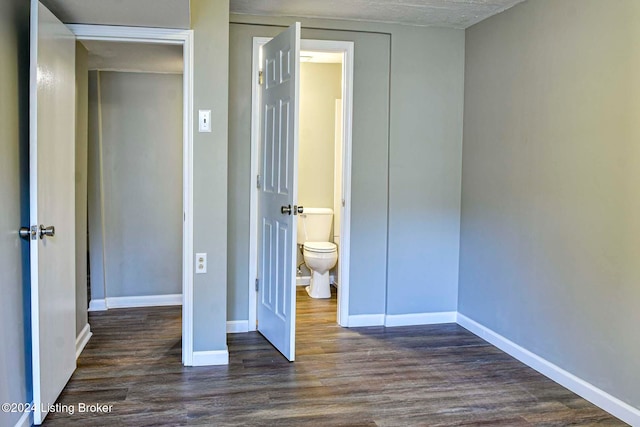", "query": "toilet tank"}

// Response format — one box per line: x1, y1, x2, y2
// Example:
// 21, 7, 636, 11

297, 208, 333, 244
